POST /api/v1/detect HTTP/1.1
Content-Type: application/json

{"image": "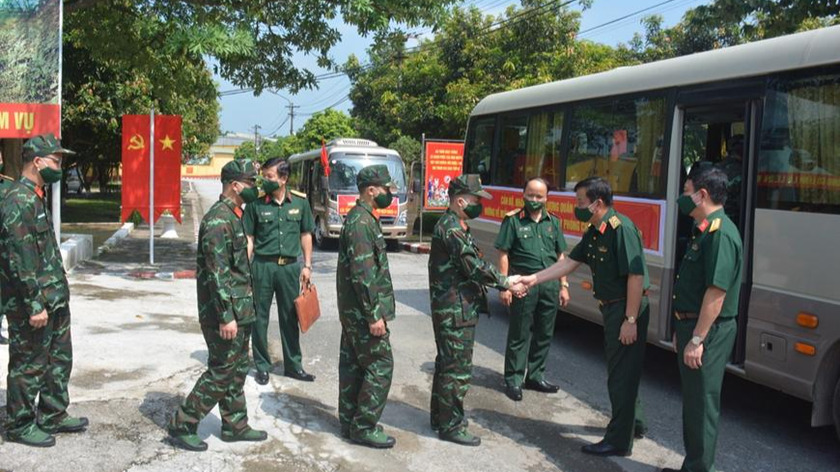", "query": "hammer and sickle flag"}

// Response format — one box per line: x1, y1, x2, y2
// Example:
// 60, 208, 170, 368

121, 114, 183, 224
